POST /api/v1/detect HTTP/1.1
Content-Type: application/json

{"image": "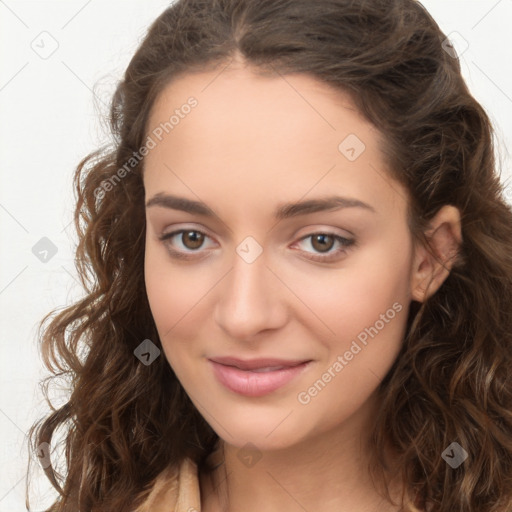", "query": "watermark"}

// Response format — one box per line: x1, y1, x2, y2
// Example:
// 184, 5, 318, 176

442, 442, 468, 468
134, 339, 161, 365
237, 441, 263, 468
32, 236, 58, 263
297, 301, 403, 405
36, 442, 51, 469
236, 236, 263, 264
441, 31, 469, 59
31, 31, 59, 60
94, 96, 198, 200
338, 133, 366, 162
